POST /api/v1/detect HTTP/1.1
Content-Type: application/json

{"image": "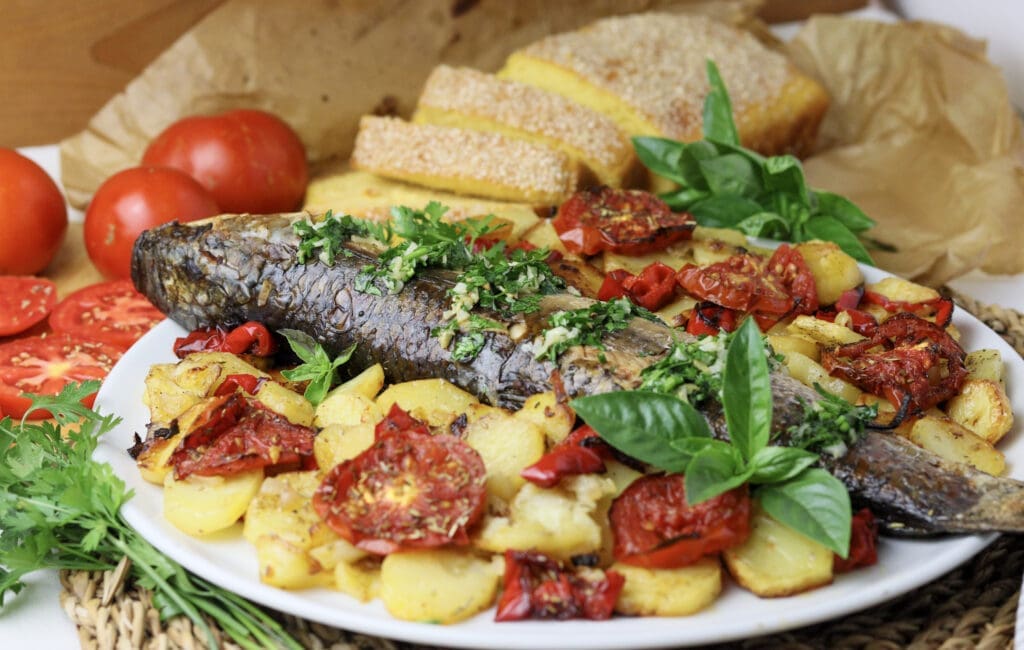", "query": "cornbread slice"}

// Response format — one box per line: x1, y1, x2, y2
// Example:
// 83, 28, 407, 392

499, 13, 830, 157
350, 116, 579, 205
413, 65, 639, 188
304, 168, 542, 242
